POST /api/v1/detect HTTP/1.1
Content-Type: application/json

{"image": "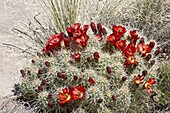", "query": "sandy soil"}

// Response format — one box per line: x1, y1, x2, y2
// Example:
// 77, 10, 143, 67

0, 0, 38, 98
